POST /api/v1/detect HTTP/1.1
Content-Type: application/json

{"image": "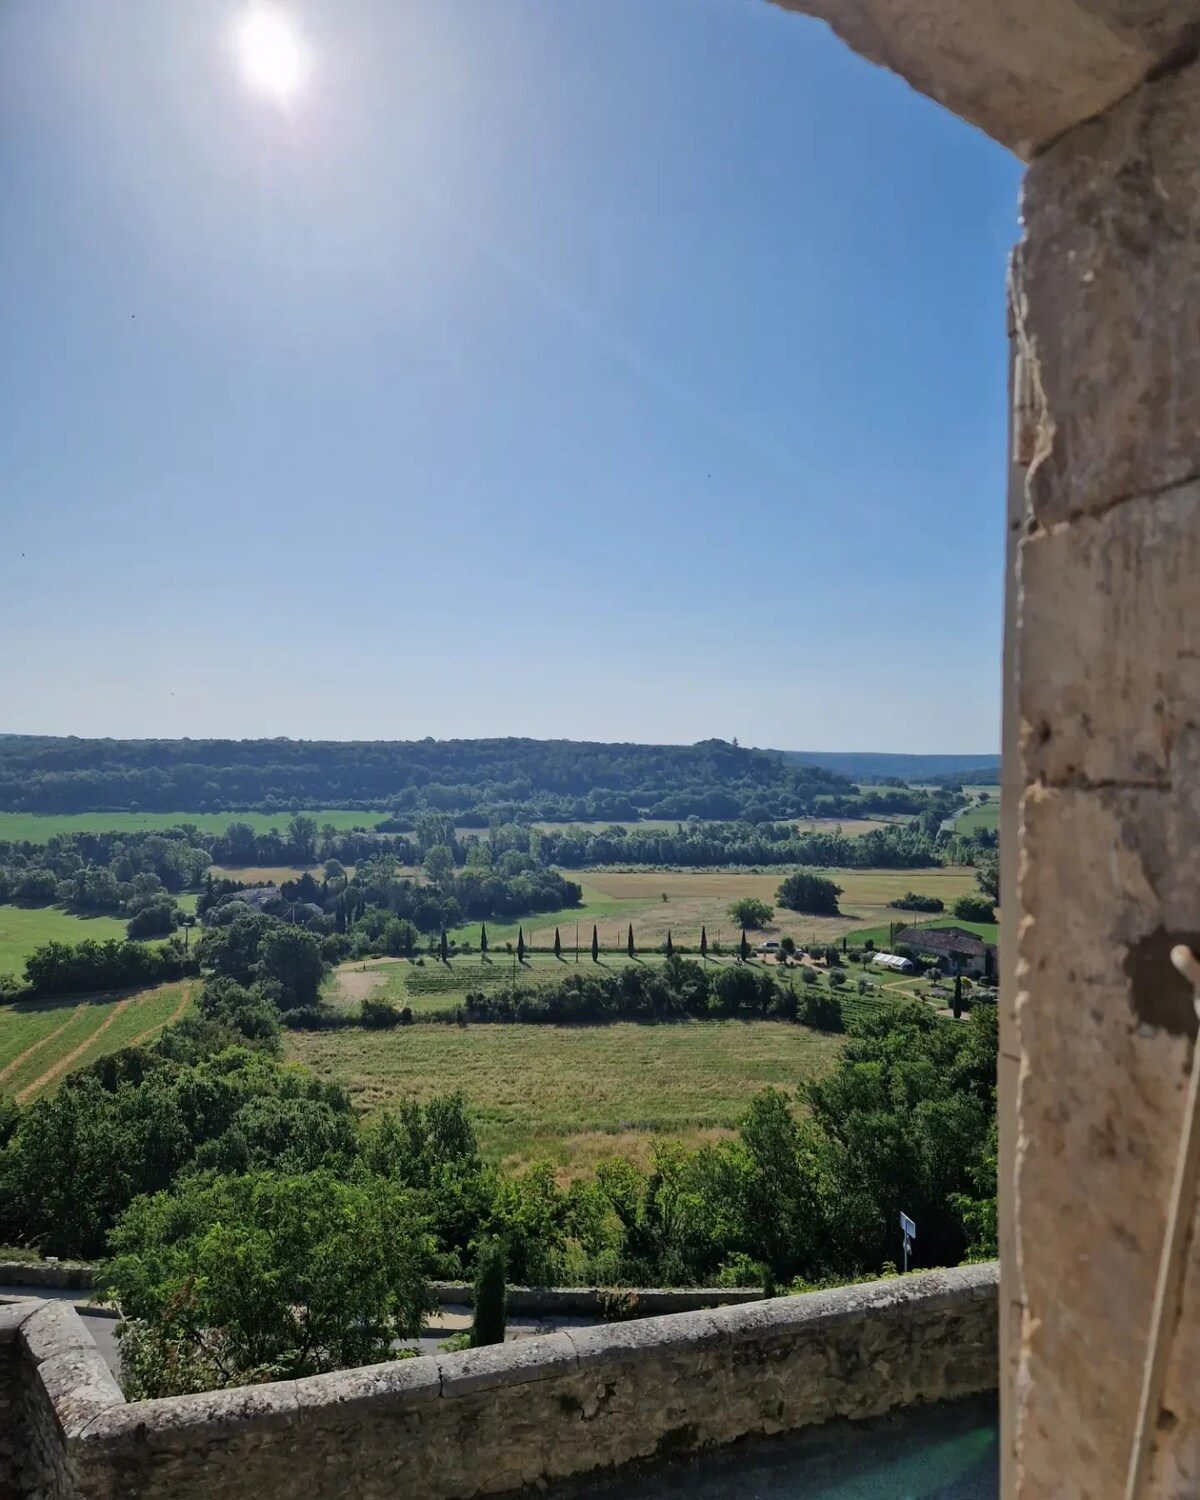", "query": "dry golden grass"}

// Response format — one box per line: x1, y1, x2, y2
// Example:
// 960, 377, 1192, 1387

519, 867, 980, 950
286, 1019, 843, 1178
